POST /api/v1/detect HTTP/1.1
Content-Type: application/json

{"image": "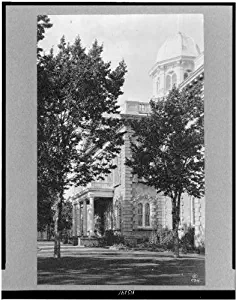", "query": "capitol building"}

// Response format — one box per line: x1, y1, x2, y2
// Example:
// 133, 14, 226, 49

70, 30, 205, 247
